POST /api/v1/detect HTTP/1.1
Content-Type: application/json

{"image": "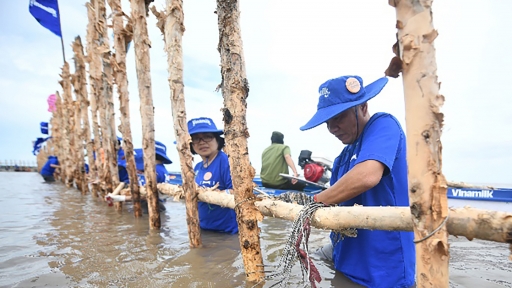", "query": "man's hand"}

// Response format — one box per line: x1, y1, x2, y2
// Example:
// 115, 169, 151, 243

291, 173, 299, 184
